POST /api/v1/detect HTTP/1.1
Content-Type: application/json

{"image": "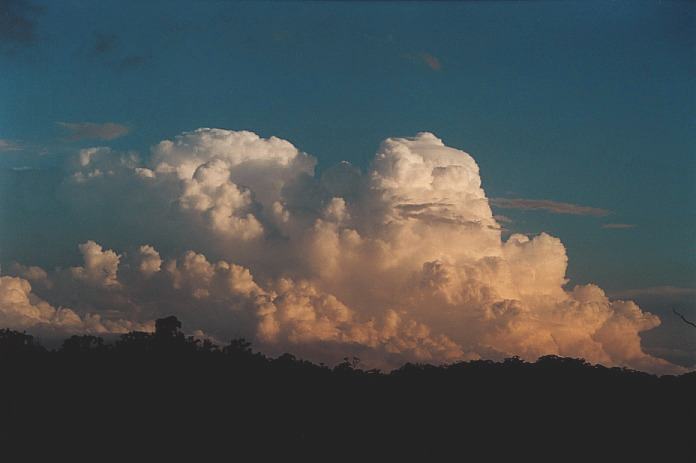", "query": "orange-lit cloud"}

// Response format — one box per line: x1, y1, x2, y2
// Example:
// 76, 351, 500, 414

405, 52, 442, 71
0, 129, 681, 373
0, 274, 152, 335
419, 52, 442, 71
